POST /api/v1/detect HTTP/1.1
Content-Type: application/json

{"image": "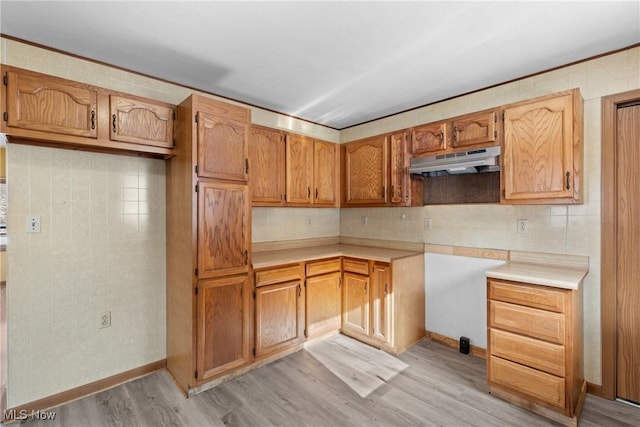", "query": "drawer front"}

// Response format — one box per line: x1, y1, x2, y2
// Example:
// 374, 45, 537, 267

490, 328, 565, 377
489, 356, 565, 408
255, 264, 301, 287
343, 258, 369, 275
490, 301, 565, 344
489, 279, 566, 313
306, 258, 341, 277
